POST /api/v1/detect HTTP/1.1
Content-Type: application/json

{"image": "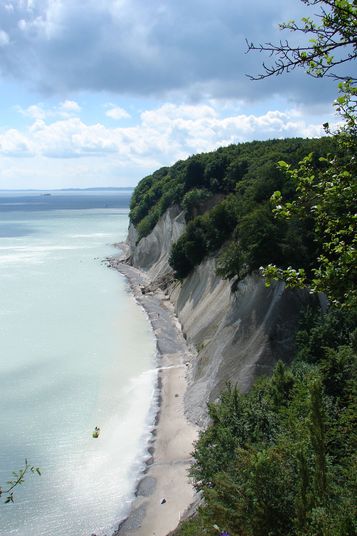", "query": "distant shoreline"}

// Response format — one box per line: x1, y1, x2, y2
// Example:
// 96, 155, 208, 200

108, 248, 198, 536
